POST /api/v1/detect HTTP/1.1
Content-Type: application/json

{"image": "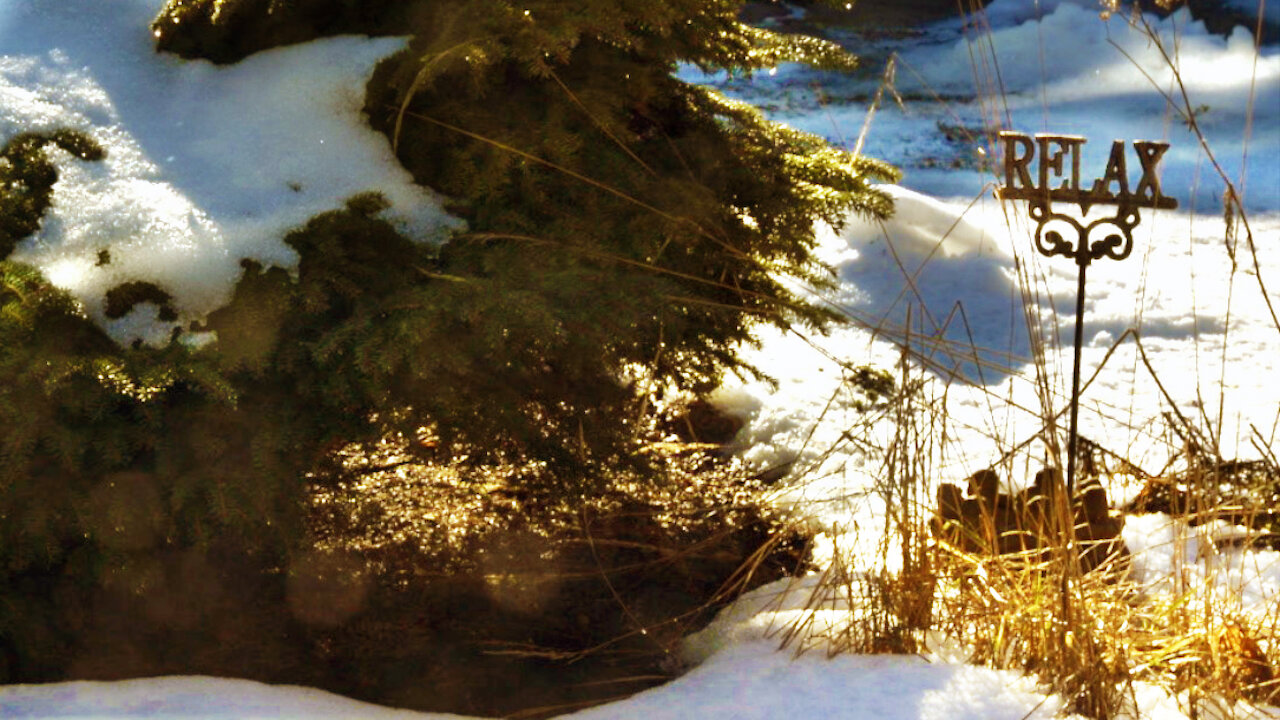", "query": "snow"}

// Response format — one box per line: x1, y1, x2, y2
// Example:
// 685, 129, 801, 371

712, 0, 1280, 483
0, 676, 455, 719
731, 195, 1280, 481
567, 640, 1069, 720
0, 655, 1068, 720
685, 0, 1280, 213
0, 0, 457, 346
2, 1, 1279, 719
